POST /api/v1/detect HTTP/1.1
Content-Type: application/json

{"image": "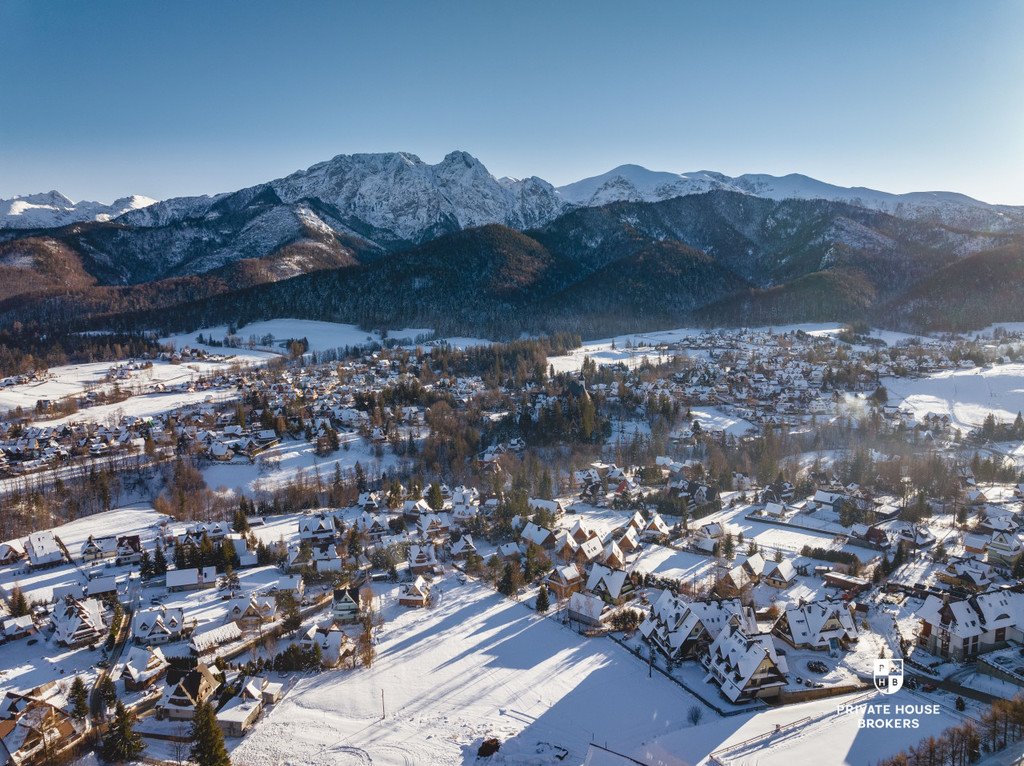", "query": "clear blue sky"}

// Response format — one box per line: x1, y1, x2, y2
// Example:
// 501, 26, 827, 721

2, 1, 1022, 204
